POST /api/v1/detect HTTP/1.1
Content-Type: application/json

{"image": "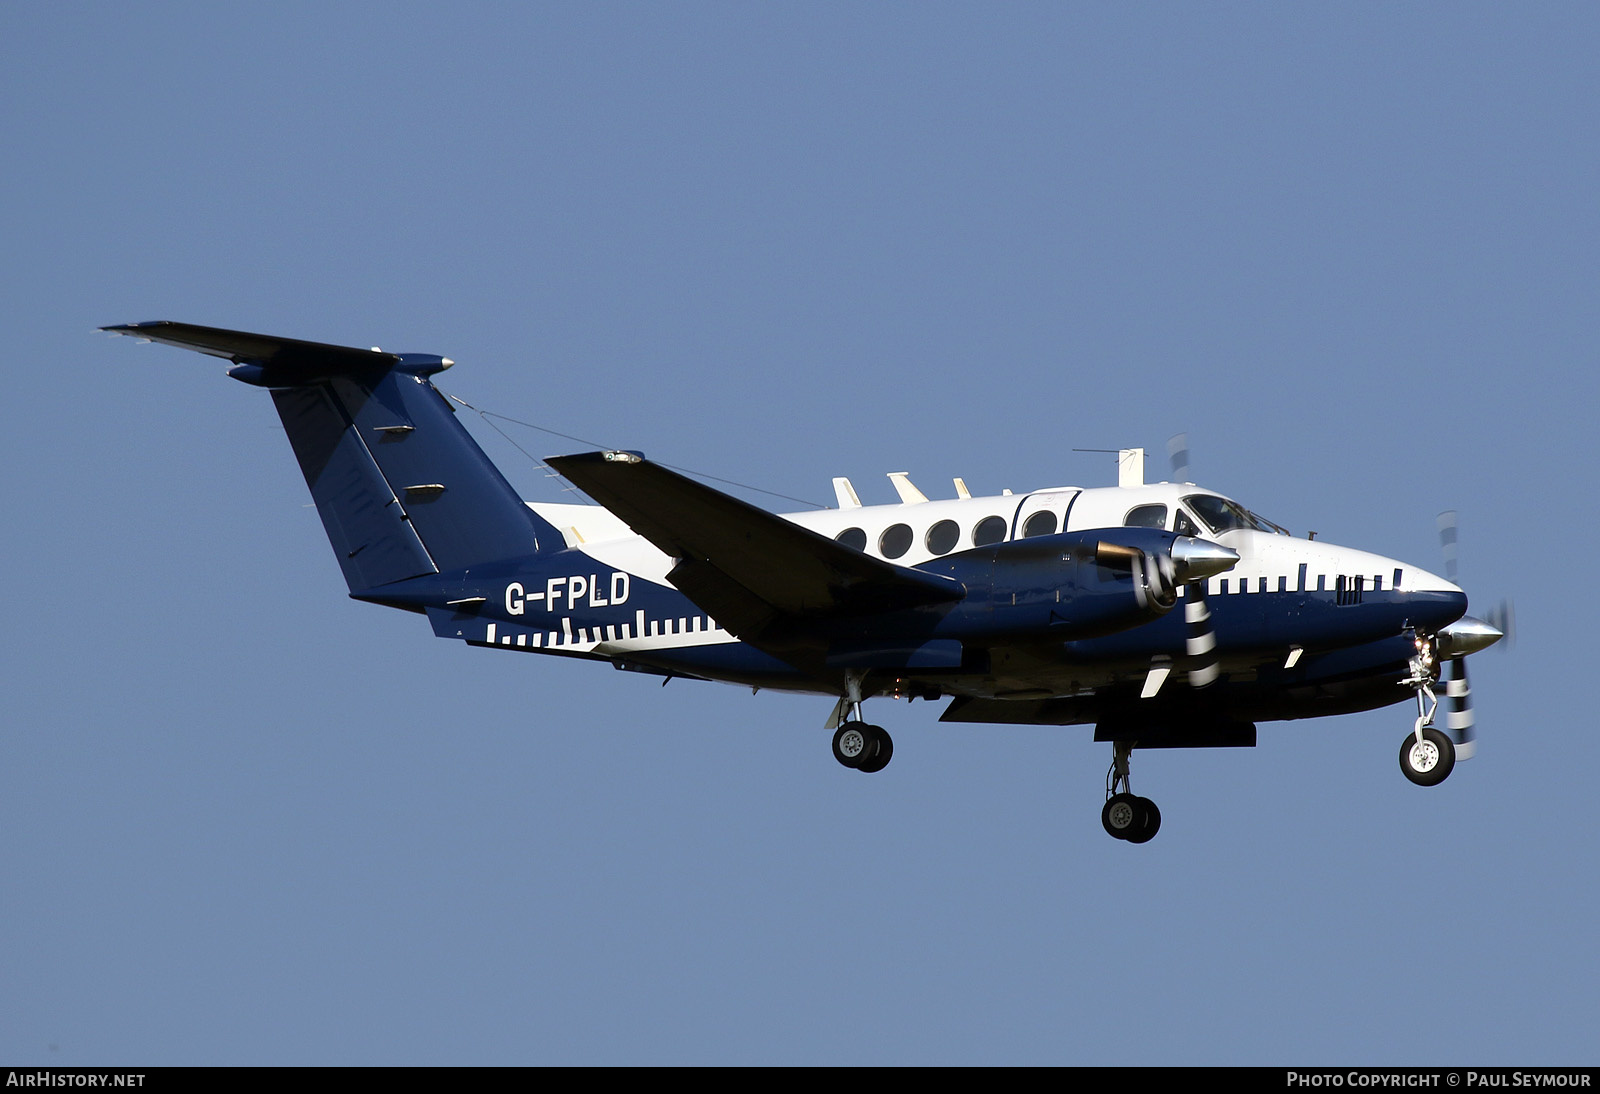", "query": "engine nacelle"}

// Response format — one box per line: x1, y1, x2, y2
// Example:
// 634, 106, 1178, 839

926, 529, 1237, 642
